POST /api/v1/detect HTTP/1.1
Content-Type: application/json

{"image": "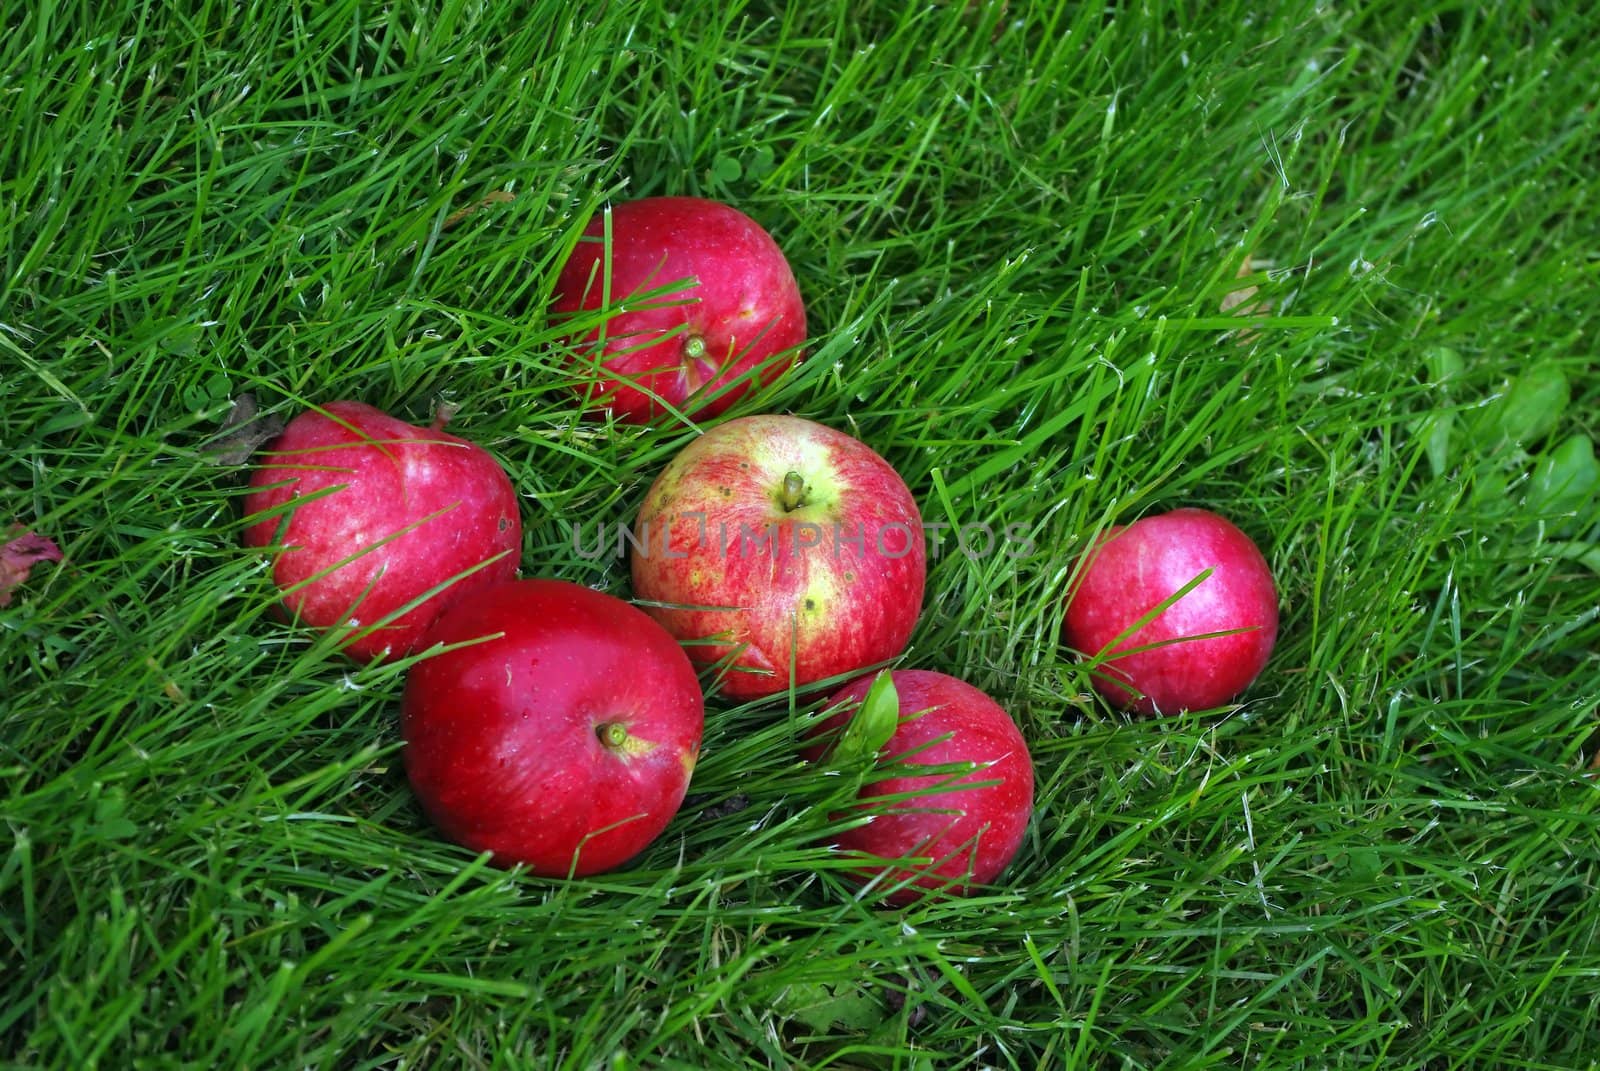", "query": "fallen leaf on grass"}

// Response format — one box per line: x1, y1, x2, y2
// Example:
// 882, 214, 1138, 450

1221, 254, 1273, 342
1, 525, 63, 606
770, 980, 885, 1034
682, 792, 751, 821
202, 393, 285, 466
442, 189, 516, 231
